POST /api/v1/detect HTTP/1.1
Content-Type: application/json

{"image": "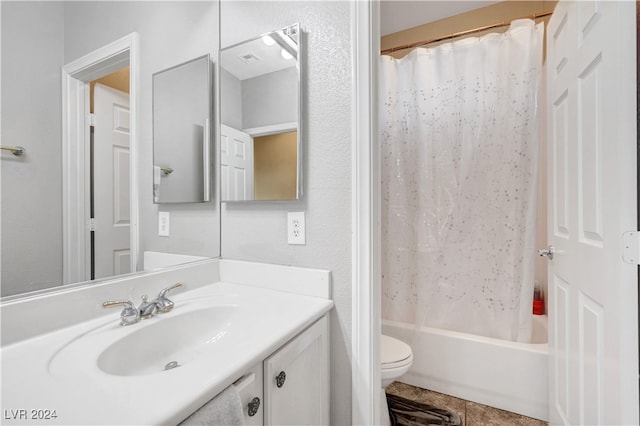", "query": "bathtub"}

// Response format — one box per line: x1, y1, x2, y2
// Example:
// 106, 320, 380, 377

382, 315, 549, 421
